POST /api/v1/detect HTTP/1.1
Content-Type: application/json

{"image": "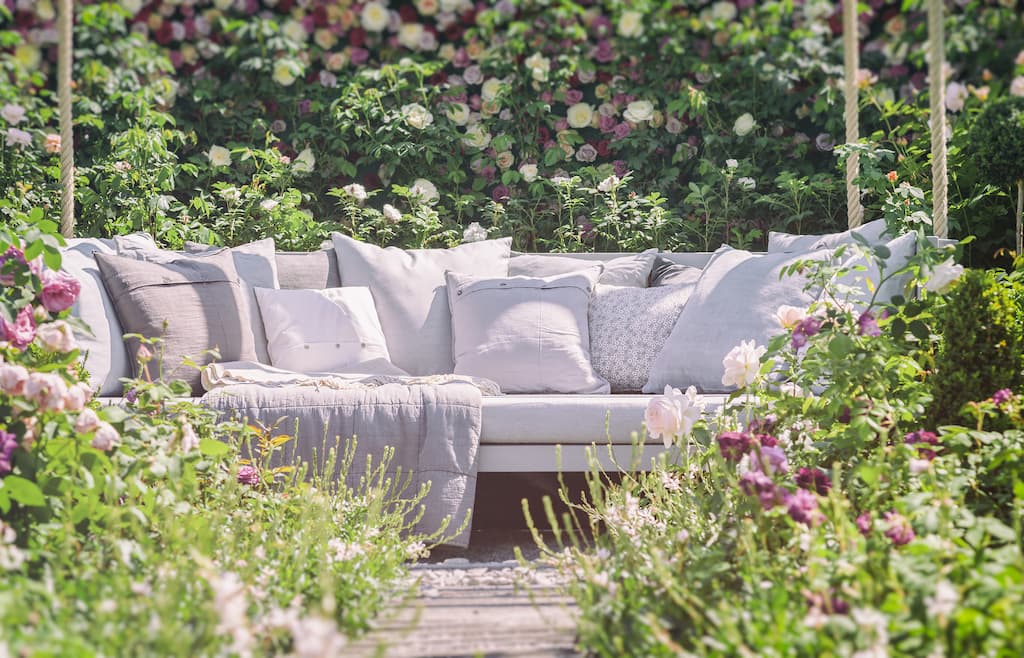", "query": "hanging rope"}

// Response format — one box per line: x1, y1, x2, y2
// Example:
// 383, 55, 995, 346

58, 0, 75, 238
928, 0, 948, 239
843, 0, 863, 229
